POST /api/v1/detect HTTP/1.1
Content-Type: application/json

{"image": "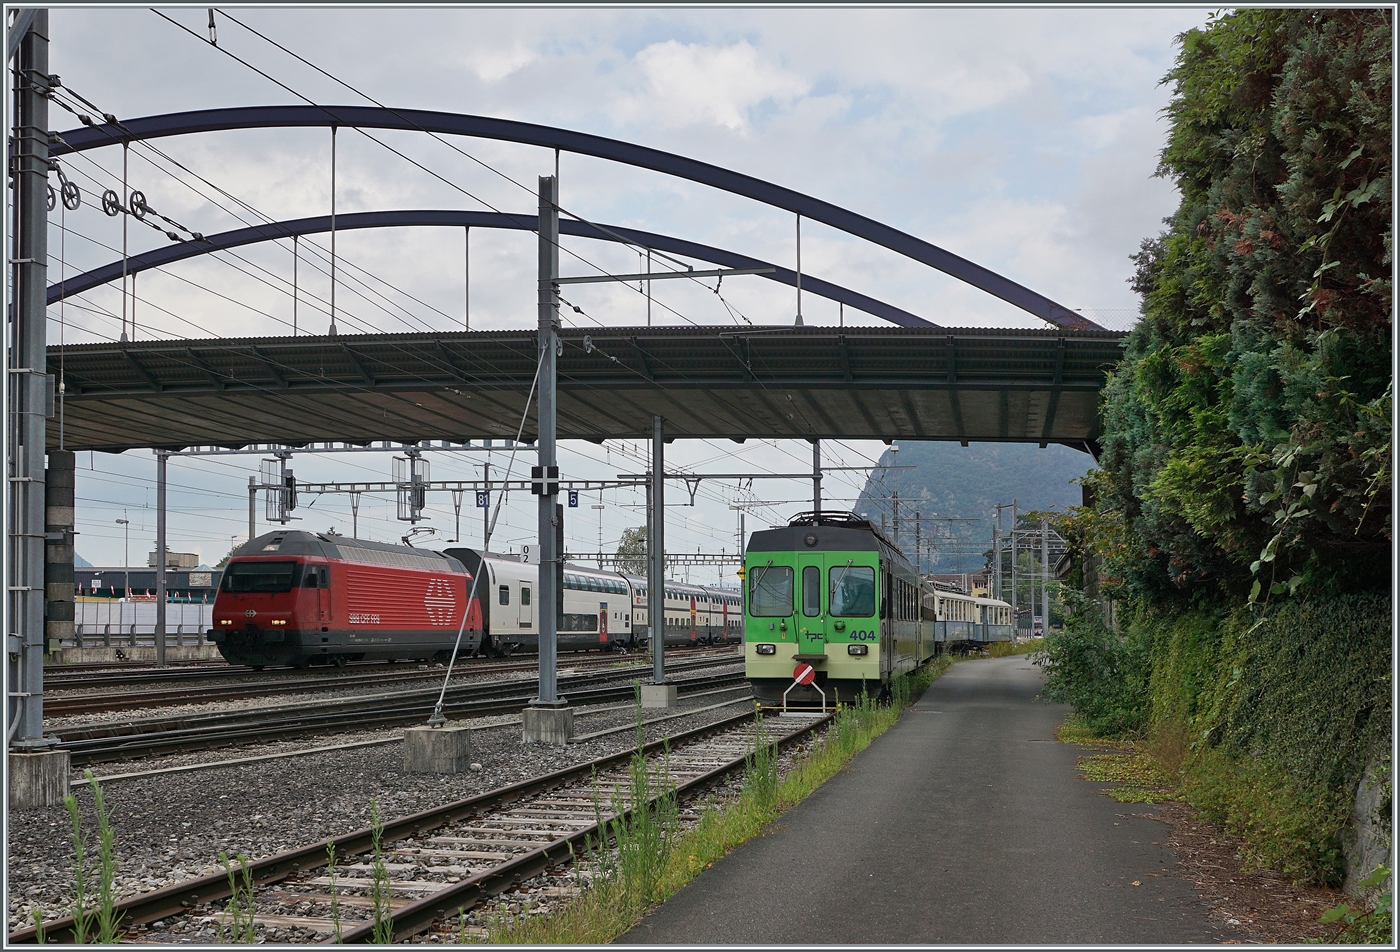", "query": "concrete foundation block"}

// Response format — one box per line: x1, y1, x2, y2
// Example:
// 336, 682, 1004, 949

522, 705, 574, 745
641, 682, 678, 709
9, 749, 71, 809
48, 645, 222, 665
402, 725, 474, 773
